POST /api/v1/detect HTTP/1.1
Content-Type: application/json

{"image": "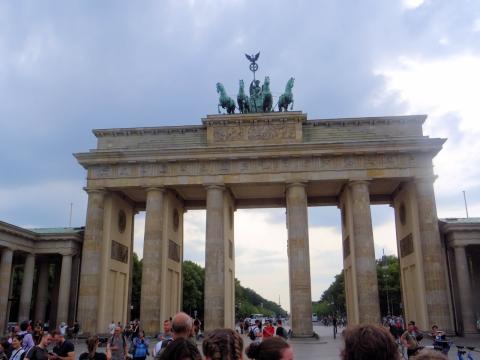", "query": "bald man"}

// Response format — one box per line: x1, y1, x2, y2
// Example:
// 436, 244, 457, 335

171, 312, 193, 340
